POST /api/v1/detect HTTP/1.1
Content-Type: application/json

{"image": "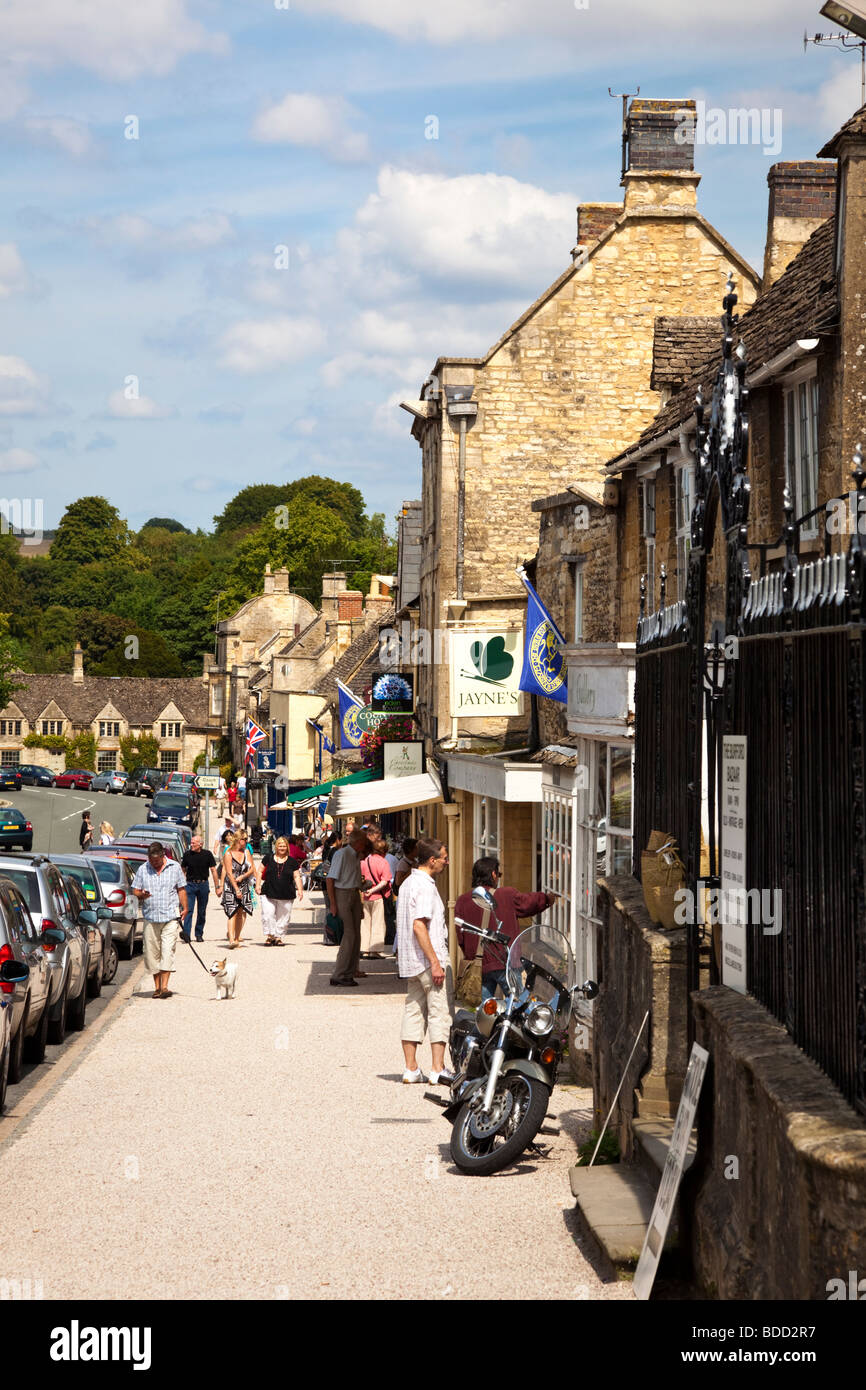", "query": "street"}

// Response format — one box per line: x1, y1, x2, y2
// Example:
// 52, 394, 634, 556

7, 785, 155, 855
0, 886, 632, 1302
